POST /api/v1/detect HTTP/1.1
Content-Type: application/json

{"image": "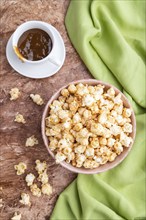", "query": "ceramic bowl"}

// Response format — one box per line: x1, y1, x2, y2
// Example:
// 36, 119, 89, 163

41, 79, 136, 174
